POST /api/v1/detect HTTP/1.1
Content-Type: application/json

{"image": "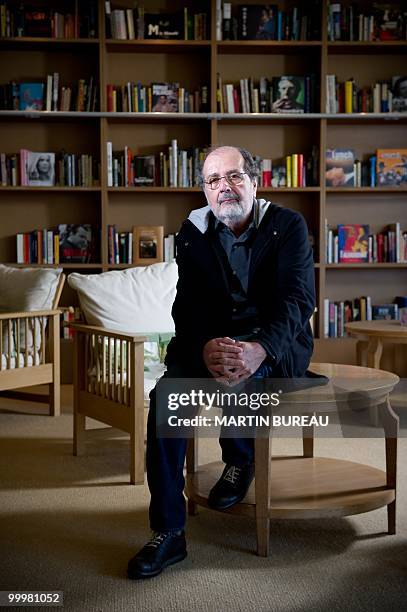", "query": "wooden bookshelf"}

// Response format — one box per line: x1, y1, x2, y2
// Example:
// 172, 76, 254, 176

0, 0, 406, 361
